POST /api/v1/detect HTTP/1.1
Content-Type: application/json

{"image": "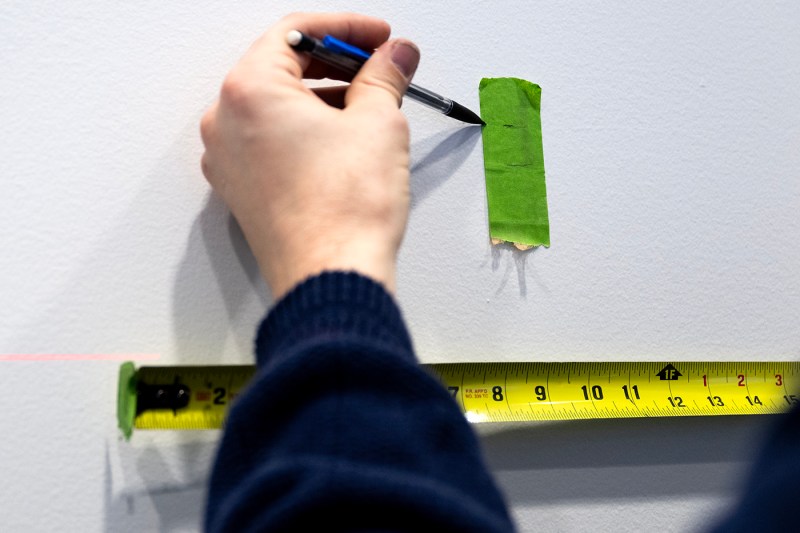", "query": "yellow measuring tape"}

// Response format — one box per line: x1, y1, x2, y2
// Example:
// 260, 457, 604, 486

118, 361, 800, 438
